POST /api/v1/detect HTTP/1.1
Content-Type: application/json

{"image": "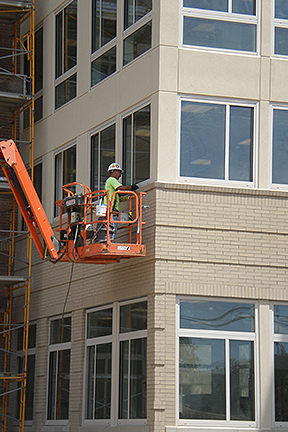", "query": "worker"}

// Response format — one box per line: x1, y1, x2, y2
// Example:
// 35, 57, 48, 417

104, 162, 139, 242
